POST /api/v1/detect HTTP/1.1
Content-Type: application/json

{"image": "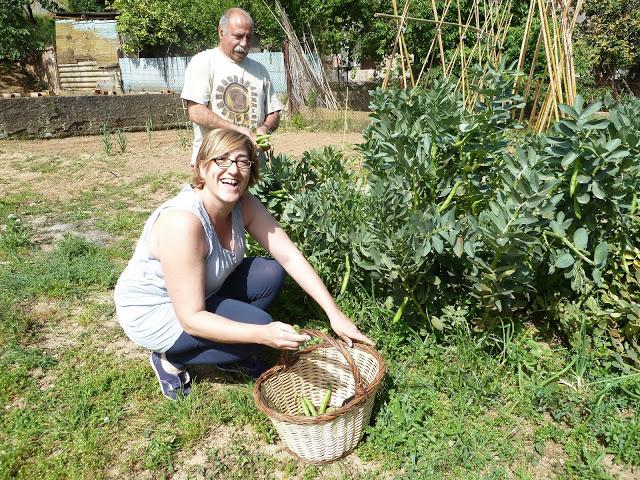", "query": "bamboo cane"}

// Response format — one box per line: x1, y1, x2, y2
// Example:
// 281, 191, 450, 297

548, 0, 565, 106
537, 0, 560, 123
519, 30, 543, 123
457, 0, 467, 101
382, 0, 405, 89
517, 0, 536, 72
